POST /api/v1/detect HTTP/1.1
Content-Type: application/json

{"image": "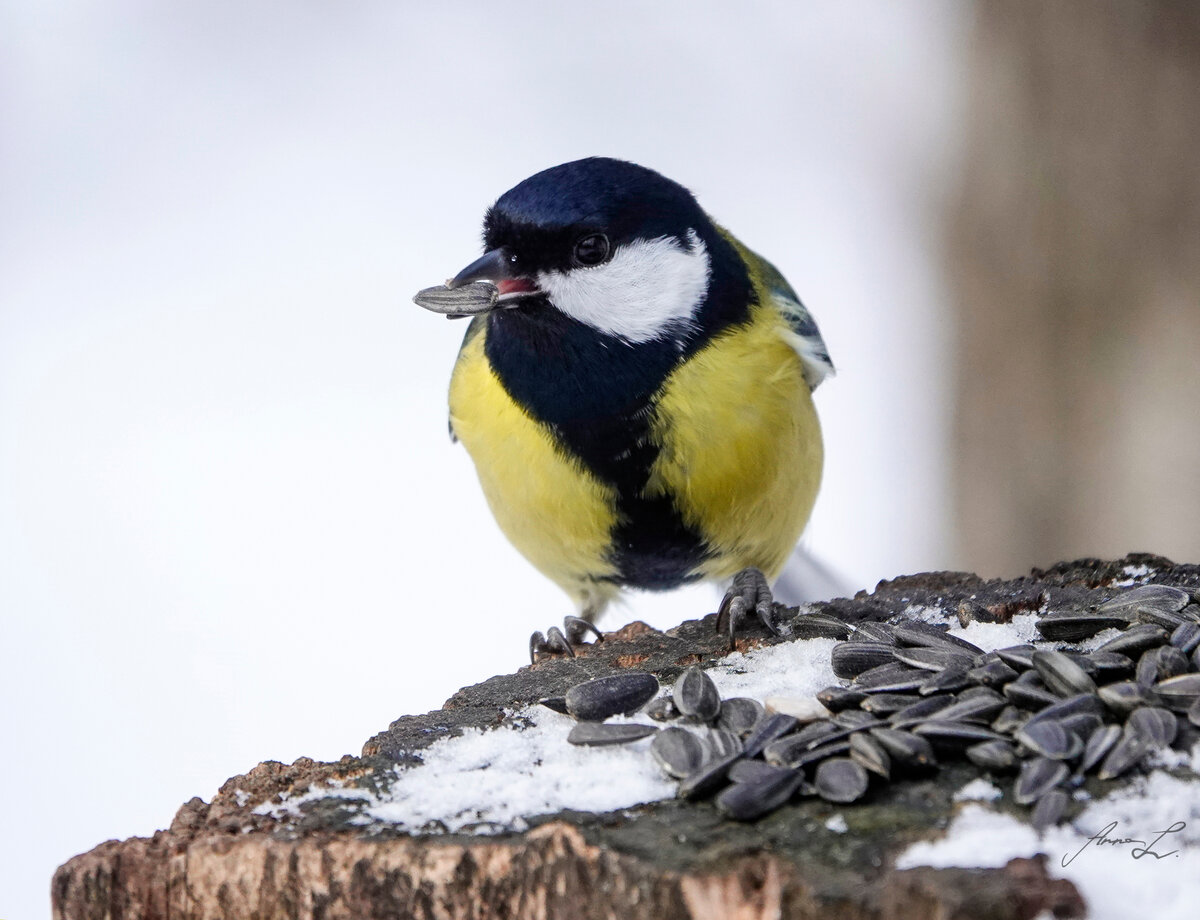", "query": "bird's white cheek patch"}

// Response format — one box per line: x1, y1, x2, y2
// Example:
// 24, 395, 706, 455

537, 231, 711, 343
